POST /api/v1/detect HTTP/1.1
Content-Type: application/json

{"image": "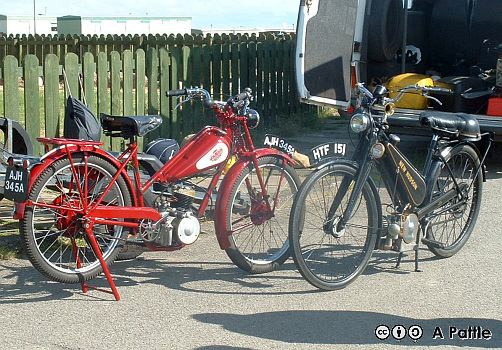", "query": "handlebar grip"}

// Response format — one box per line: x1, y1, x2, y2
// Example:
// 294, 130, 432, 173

424, 86, 452, 94
165, 89, 187, 97
233, 91, 249, 102
233, 88, 252, 103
